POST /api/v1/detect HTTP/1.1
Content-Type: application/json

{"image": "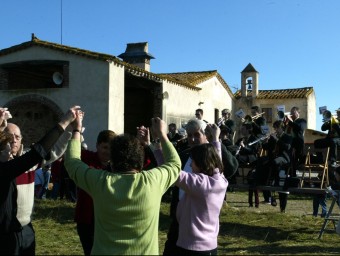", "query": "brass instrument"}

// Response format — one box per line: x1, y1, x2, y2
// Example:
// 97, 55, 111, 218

217, 116, 225, 126
171, 135, 188, 148
277, 111, 291, 121
322, 110, 338, 123
248, 132, 276, 146
331, 116, 339, 125
242, 112, 265, 124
